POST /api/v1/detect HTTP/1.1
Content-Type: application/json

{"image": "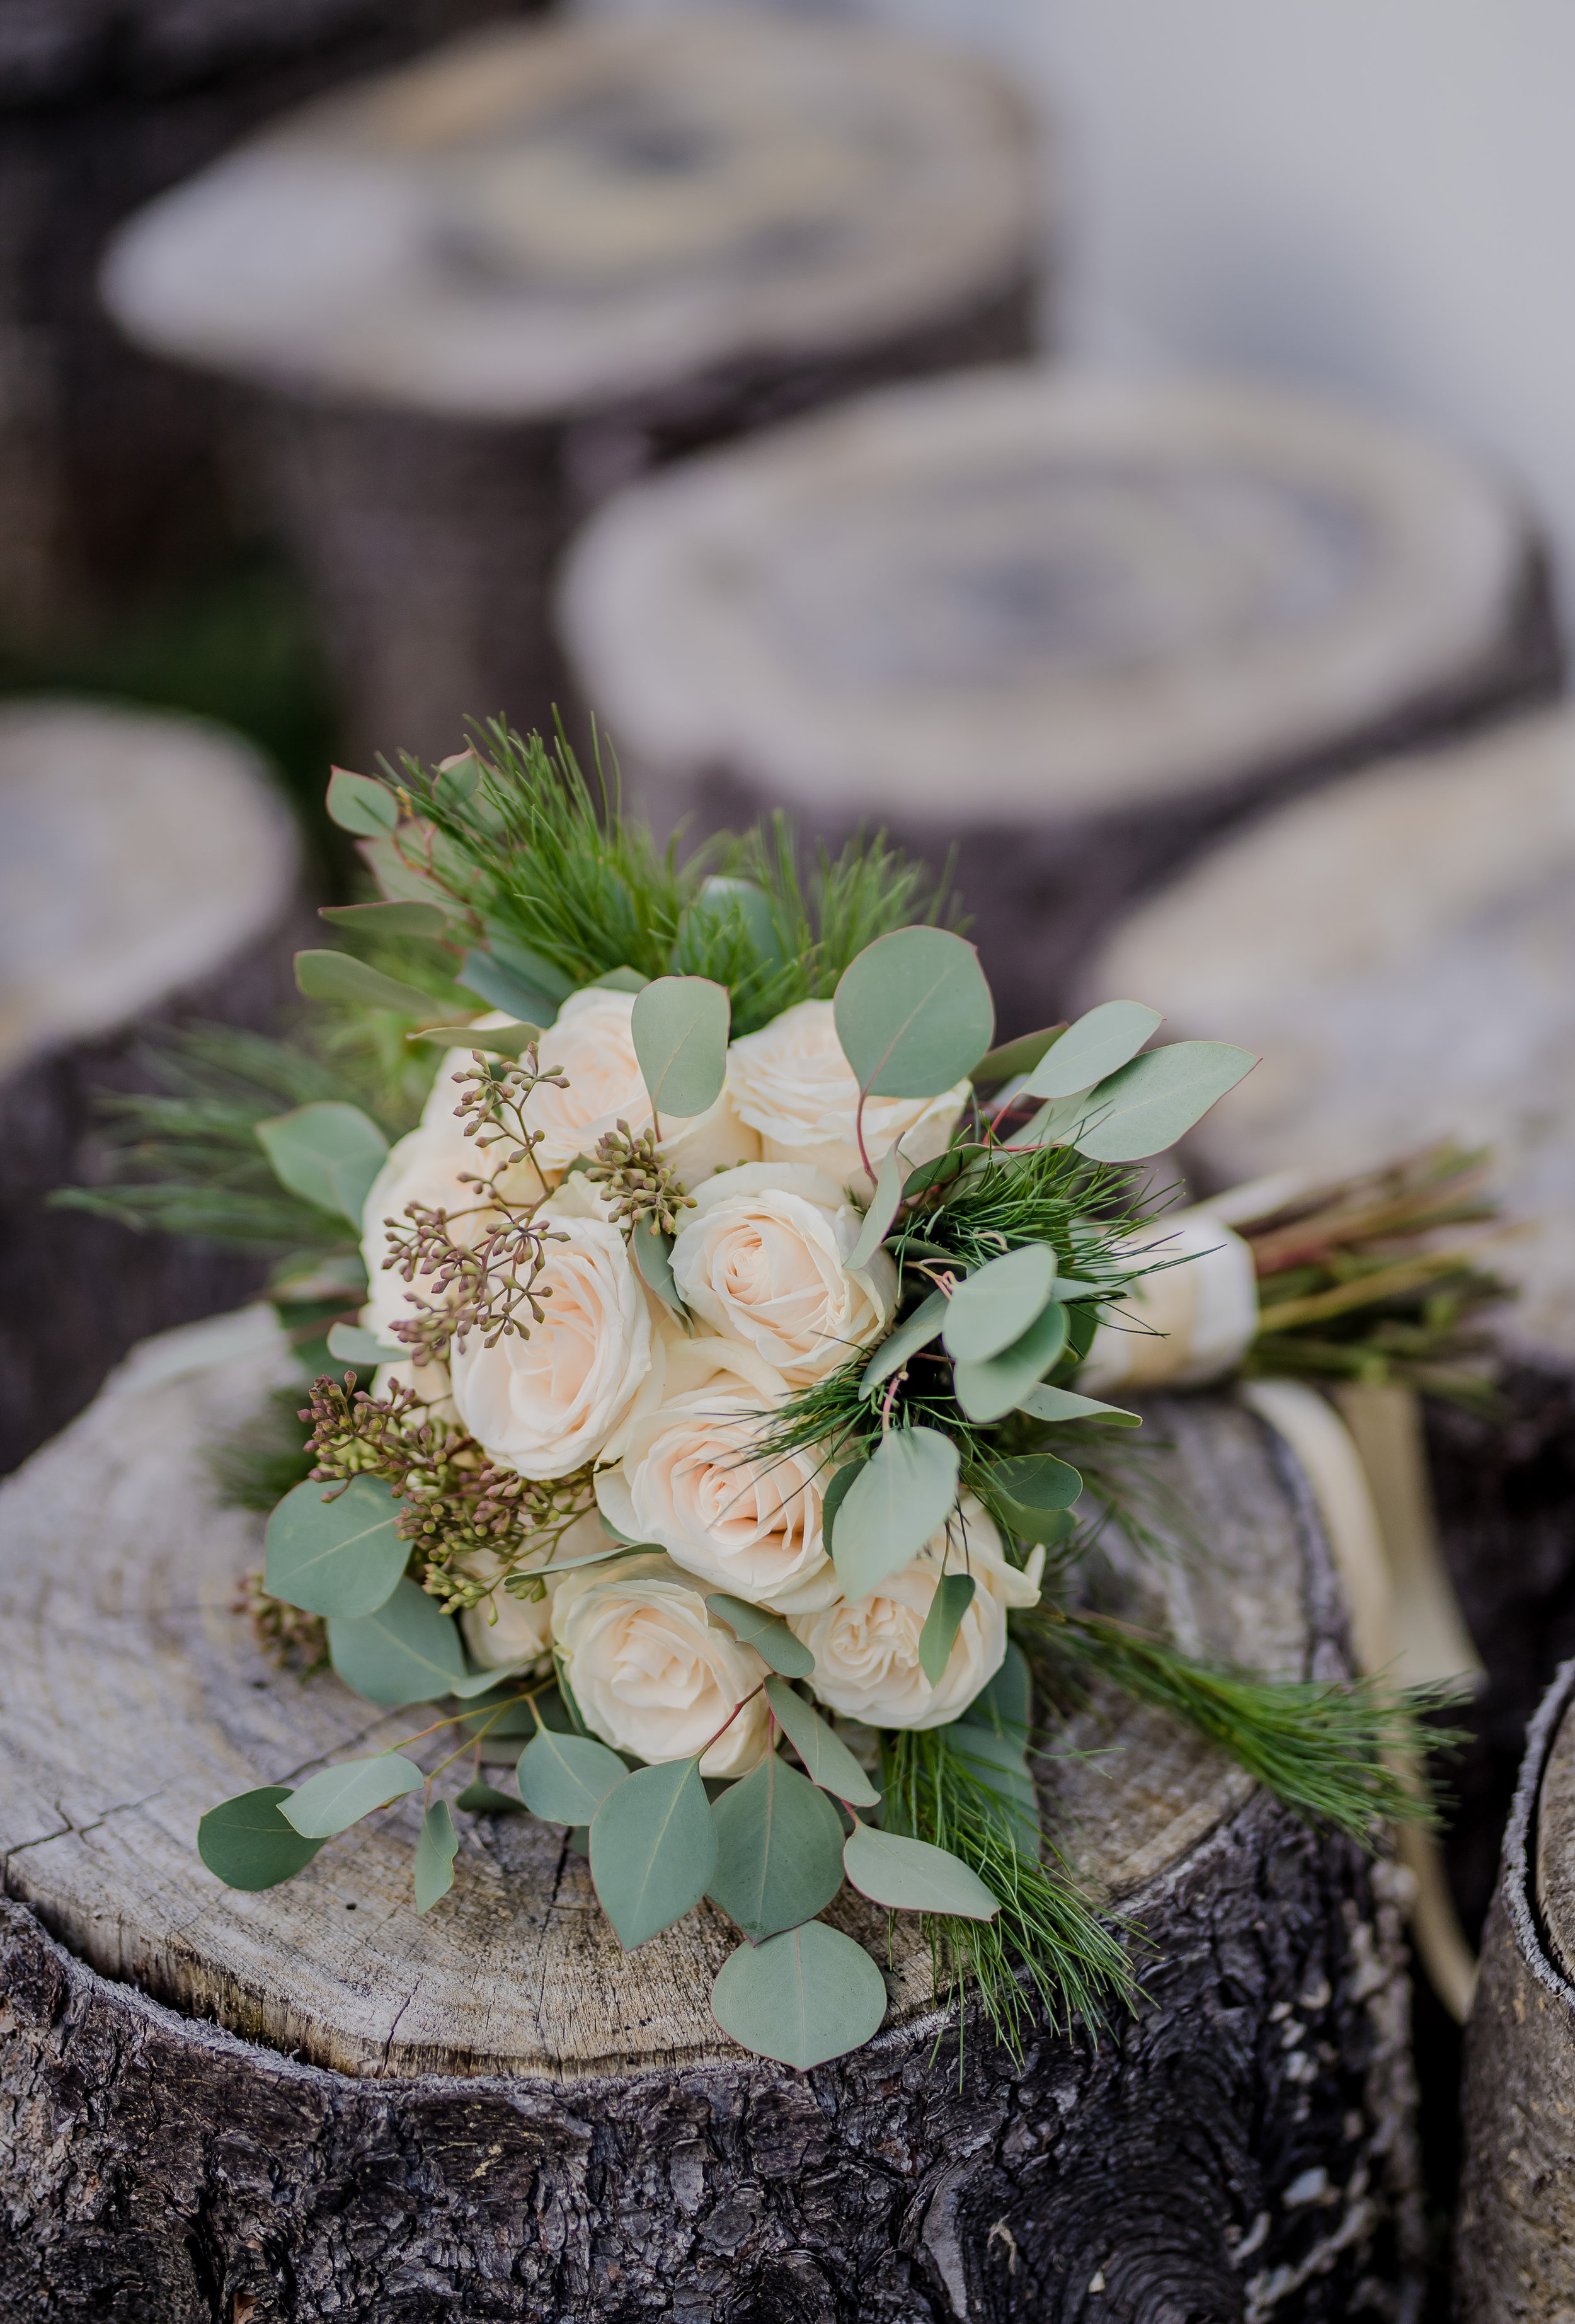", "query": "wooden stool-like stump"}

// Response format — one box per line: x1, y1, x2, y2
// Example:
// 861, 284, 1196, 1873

0, 700, 301, 1472
100, 13, 1041, 765
0, 1310, 1420, 2320
558, 366, 1557, 1035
